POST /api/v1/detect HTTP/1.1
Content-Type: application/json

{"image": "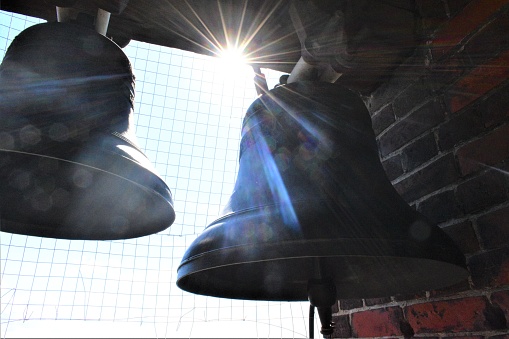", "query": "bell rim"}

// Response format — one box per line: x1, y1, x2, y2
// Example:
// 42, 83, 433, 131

177, 202, 468, 300
177, 236, 469, 300
0, 148, 175, 240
